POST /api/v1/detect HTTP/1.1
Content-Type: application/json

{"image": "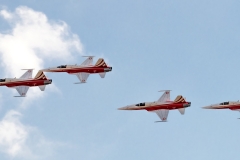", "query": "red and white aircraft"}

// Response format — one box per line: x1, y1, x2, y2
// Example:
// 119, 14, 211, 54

118, 90, 191, 122
42, 56, 112, 83
0, 69, 52, 97
203, 101, 240, 112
